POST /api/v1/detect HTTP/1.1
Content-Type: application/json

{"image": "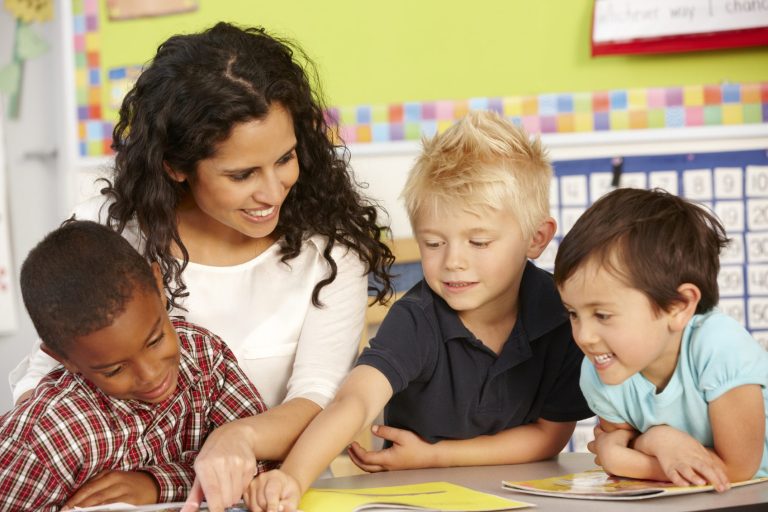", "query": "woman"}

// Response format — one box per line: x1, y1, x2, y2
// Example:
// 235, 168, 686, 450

11, 21, 393, 507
